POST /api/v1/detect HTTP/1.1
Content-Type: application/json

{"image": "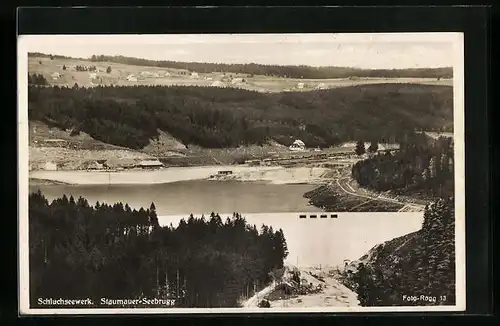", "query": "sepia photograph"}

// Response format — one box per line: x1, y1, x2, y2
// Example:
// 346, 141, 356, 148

18, 33, 465, 314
